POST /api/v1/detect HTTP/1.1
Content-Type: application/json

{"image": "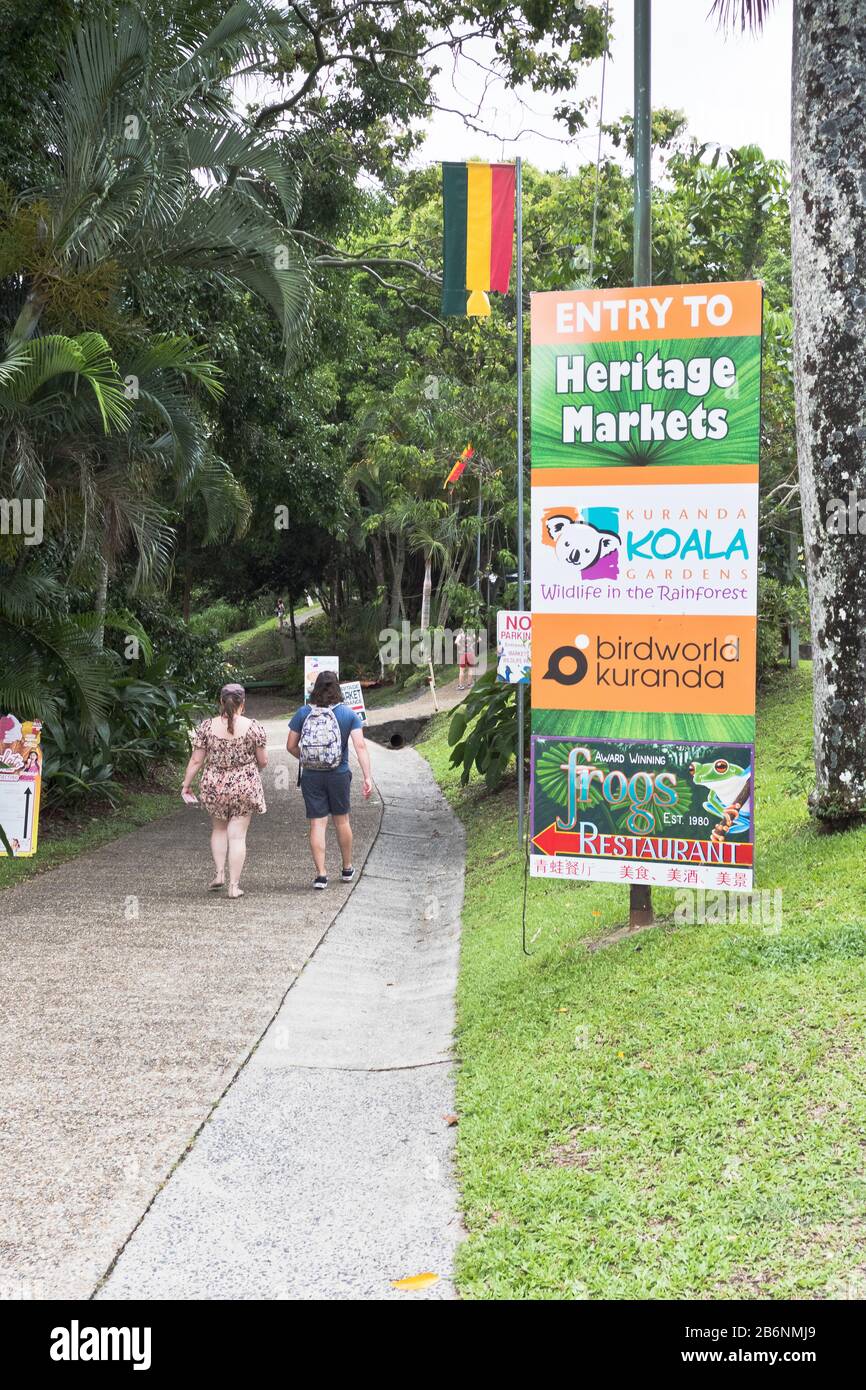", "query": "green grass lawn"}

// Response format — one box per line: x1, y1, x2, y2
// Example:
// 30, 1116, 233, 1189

419, 663, 866, 1300
219, 605, 318, 653
221, 607, 321, 684
362, 665, 460, 710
